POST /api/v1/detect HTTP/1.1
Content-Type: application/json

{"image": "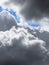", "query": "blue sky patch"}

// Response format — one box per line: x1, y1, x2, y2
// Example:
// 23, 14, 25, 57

28, 22, 40, 27
0, 6, 3, 12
